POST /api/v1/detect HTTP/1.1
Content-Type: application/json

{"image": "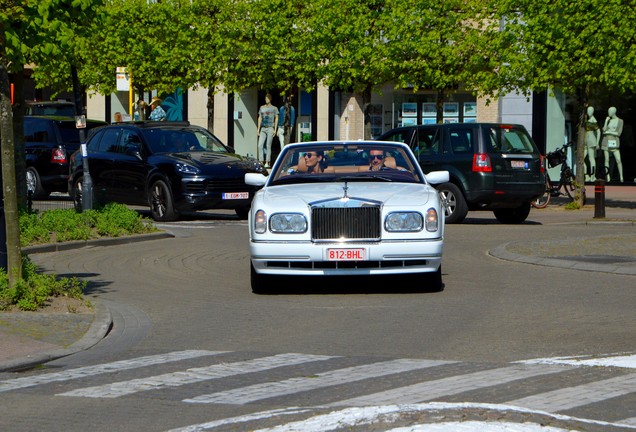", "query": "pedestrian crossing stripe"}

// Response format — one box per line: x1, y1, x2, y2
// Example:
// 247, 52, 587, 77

328, 363, 568, 407
58, 353, 336, 398
0, 350, 222, 393
183, 358, 454, 404
506, 372, 636, 412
